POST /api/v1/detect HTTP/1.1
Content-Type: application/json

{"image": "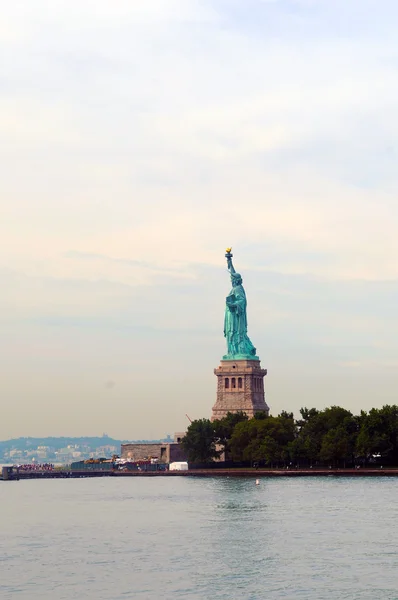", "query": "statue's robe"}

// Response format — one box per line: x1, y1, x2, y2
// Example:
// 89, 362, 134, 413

224, 284, 256, 357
